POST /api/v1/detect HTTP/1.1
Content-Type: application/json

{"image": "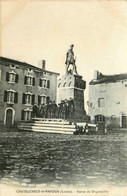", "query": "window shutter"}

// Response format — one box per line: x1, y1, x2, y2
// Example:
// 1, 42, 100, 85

22, 93, 25, 104
15, 74, 19, 83
47, 96, 50, 104
33, 78, 35, 86
32, 94, 35, 105
14, 92, 18, 103
21, 110, 25, 120
24, 76, 27, 84
6, 72, 9, 81
95, 116, 97, 124
38, 95, 41, 106
39, 79, 42, 87
4, 90, 7, 102
98, 99, 100, 107
47, 80, 50, 88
